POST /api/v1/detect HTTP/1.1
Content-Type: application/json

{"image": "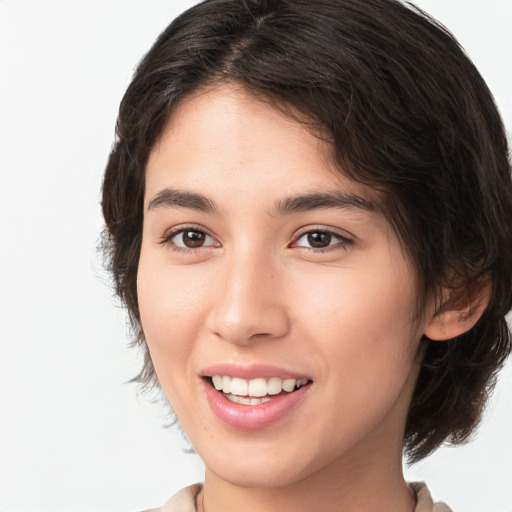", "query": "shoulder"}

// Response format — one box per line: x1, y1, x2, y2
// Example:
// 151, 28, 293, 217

411, 482, 453, 512
141, 483, 203, 512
